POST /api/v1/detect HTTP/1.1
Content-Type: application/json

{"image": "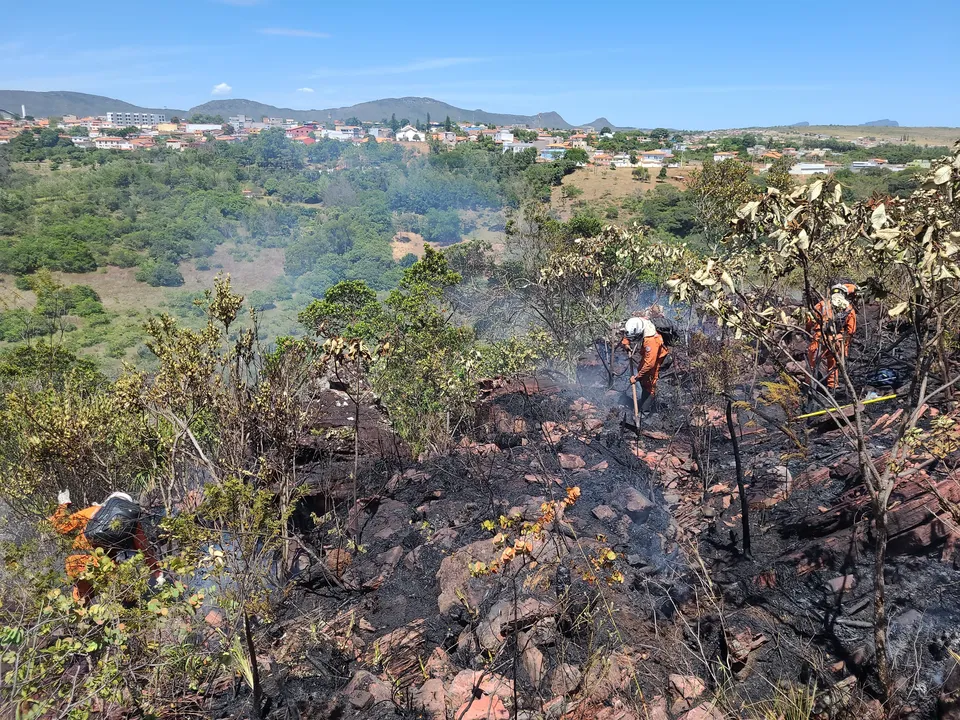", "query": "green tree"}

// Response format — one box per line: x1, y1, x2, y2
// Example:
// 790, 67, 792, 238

564, 147, 588, 164
765, 155, 795, 192
422, 208, 462, 244
687, 158, 755, 247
